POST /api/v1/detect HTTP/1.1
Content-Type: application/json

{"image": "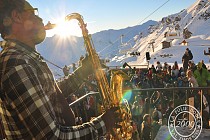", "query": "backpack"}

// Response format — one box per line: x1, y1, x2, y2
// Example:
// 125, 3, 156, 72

188, 50, 193, 60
